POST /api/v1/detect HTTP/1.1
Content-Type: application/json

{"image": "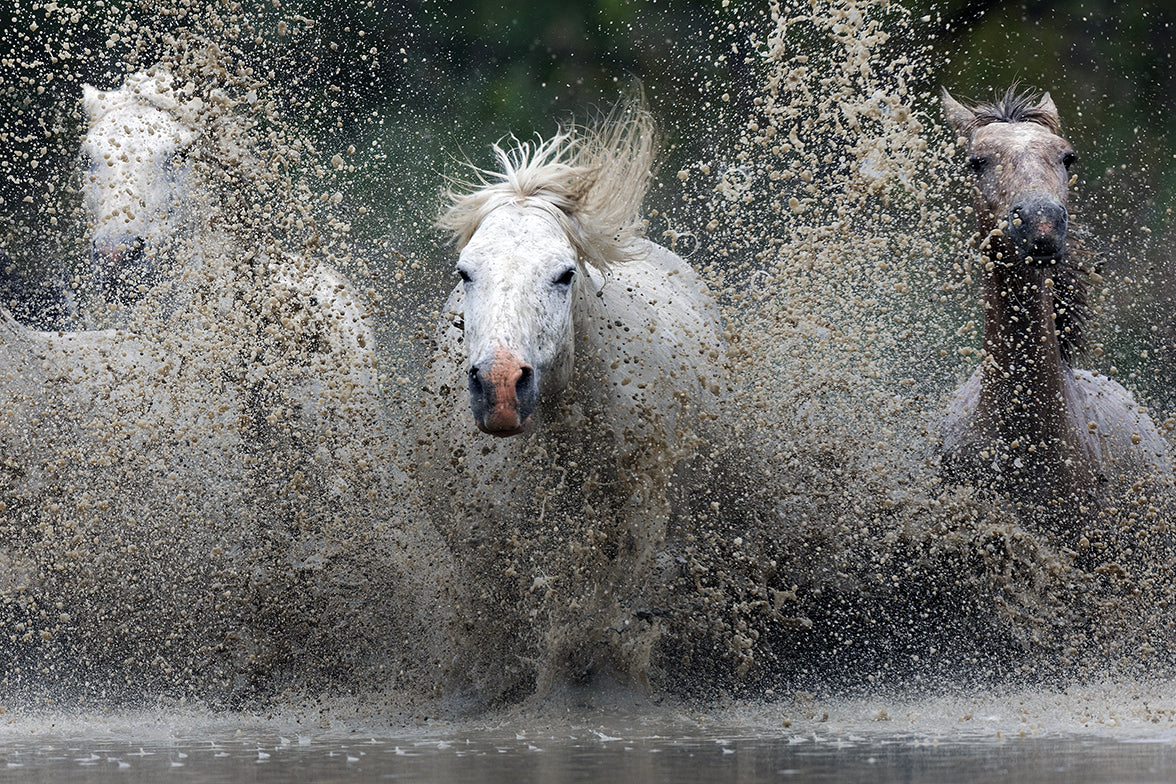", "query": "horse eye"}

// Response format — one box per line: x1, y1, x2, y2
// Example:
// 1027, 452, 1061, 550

553, 267, 575, 287
456, 267, 471, 283
967, 155, 988, 174
1062, 151, 1077, 170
